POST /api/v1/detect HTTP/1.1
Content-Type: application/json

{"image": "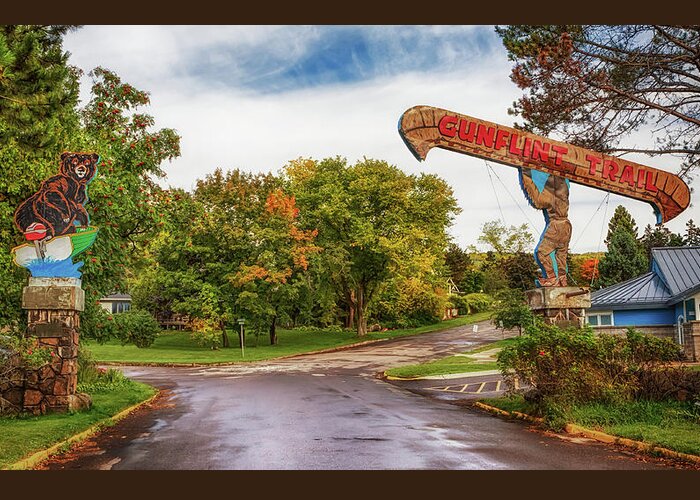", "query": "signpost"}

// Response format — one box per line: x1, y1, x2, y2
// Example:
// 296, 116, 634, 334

399, 105, 690, 224
398, 105, 691, 326
237, 318, 246, 358
4, 152, 100, 414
